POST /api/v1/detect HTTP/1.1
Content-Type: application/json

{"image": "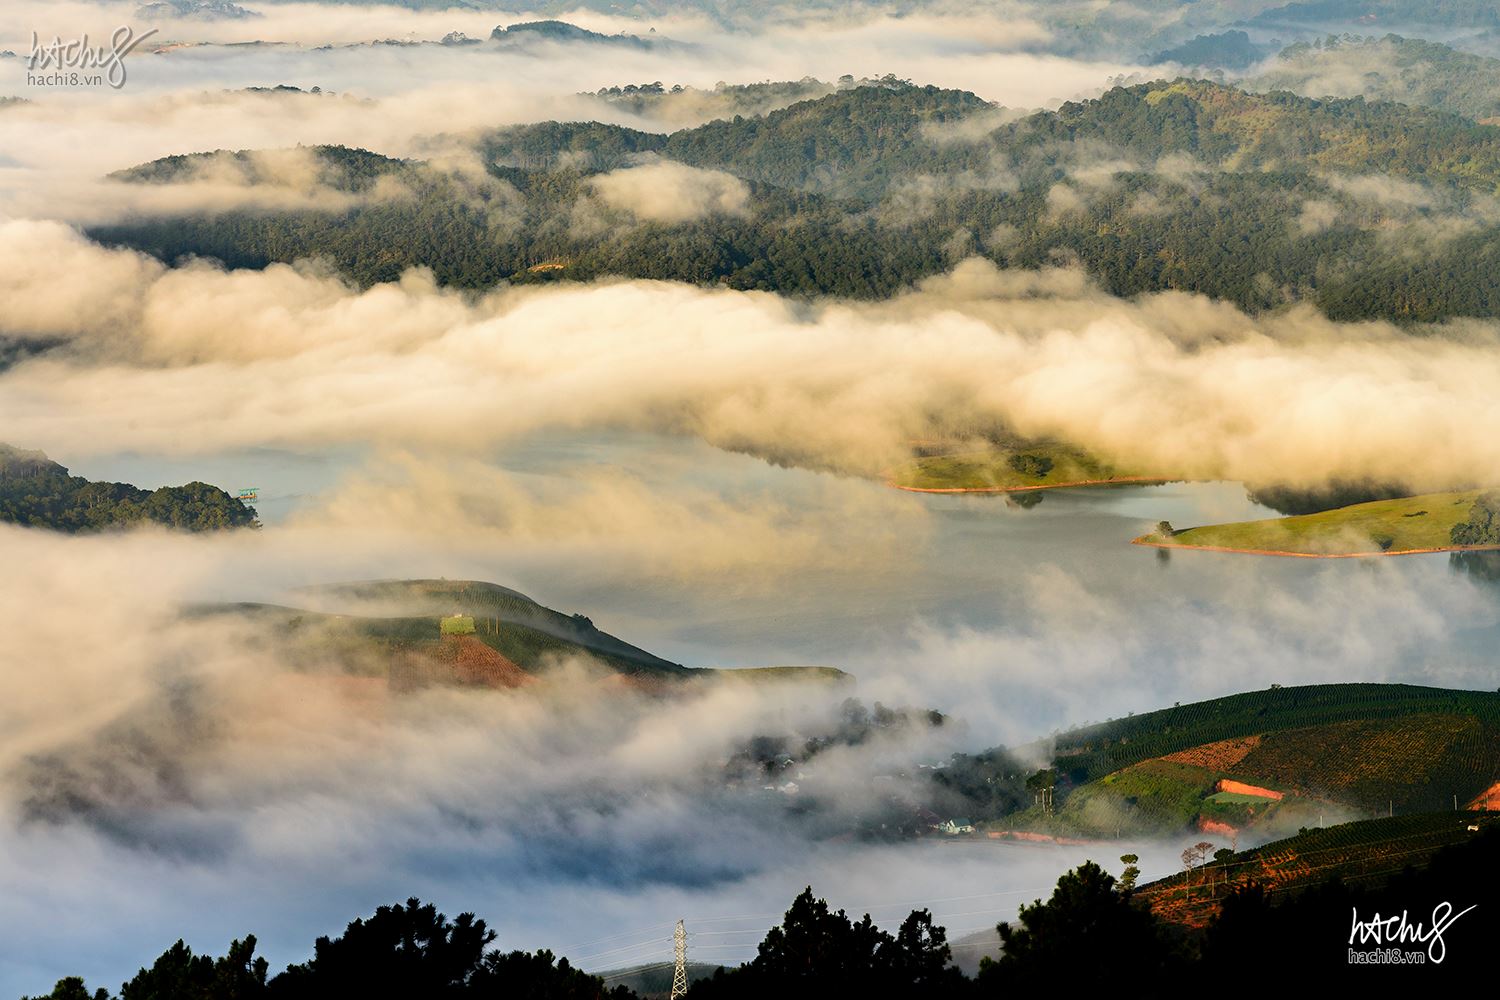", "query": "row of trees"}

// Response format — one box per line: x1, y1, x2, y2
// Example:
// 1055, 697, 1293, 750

0, 446, 258, 533
1452, 491, 1500, 546
27, 824, 1498, 998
